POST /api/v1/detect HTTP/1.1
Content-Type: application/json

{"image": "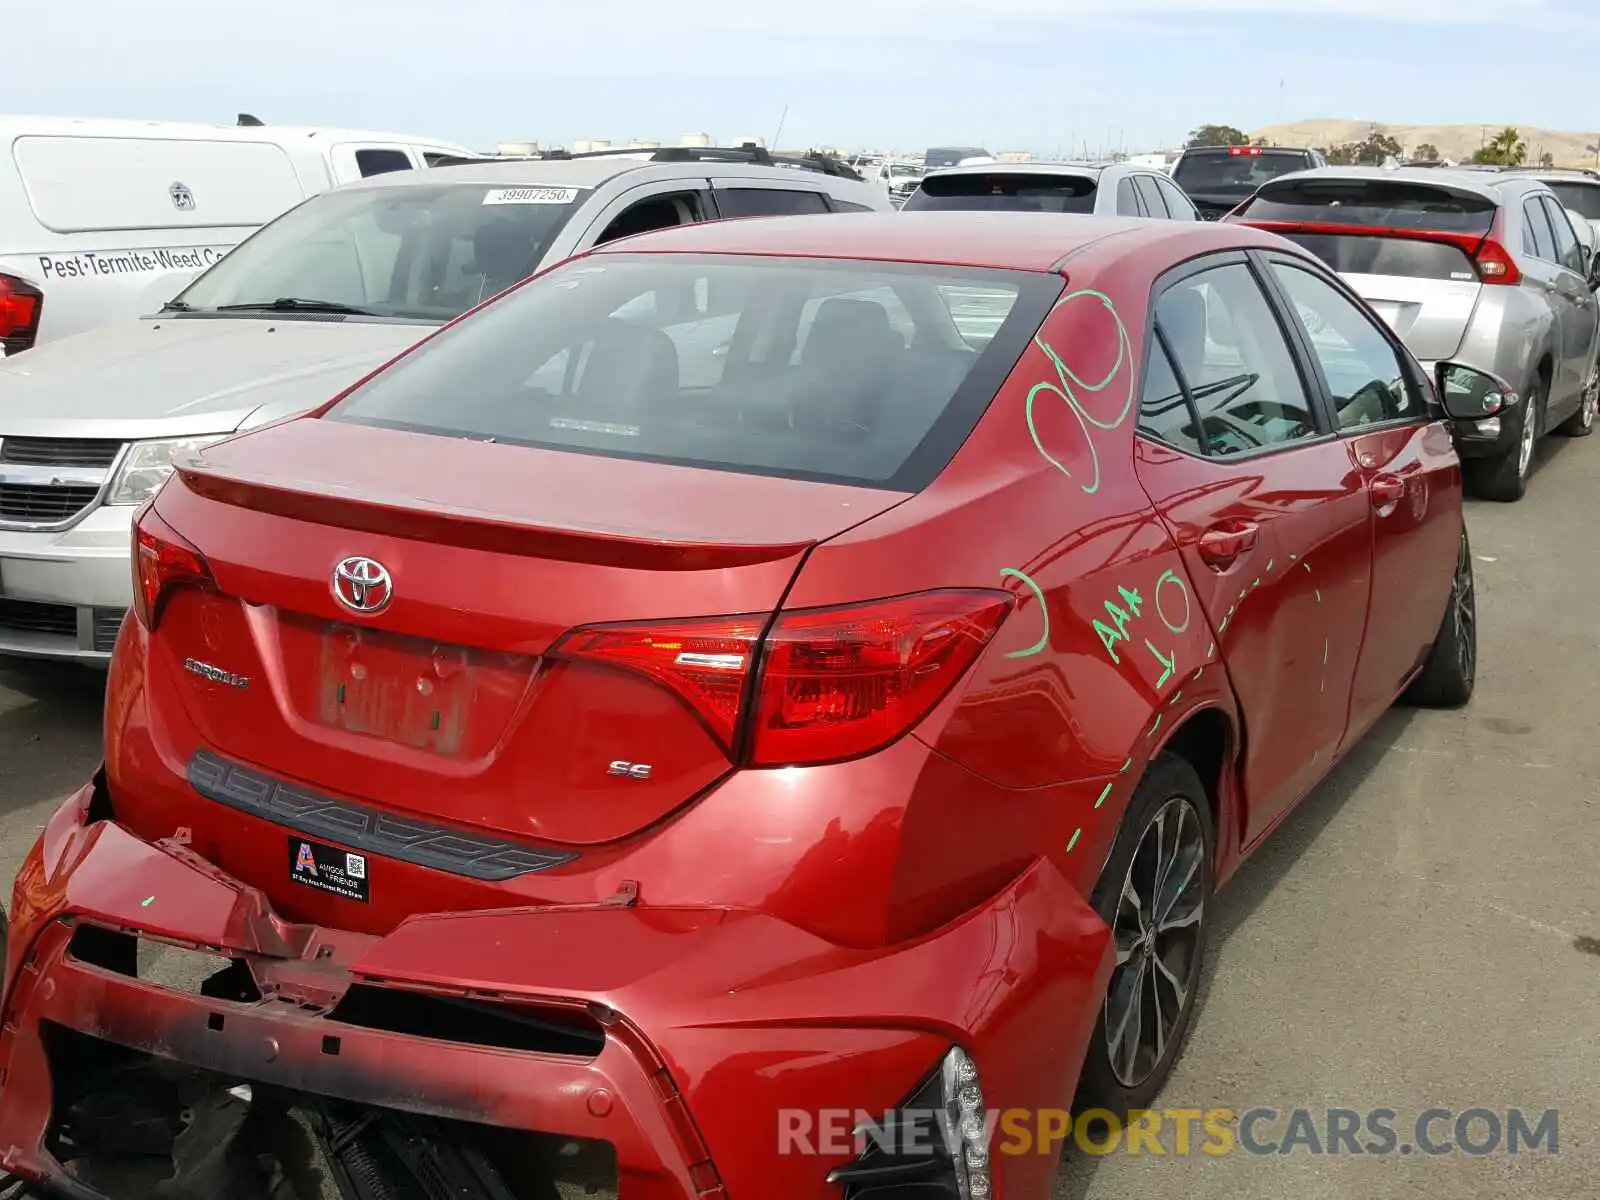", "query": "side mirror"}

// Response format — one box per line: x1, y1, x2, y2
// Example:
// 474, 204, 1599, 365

1435, 362, 1516, 421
